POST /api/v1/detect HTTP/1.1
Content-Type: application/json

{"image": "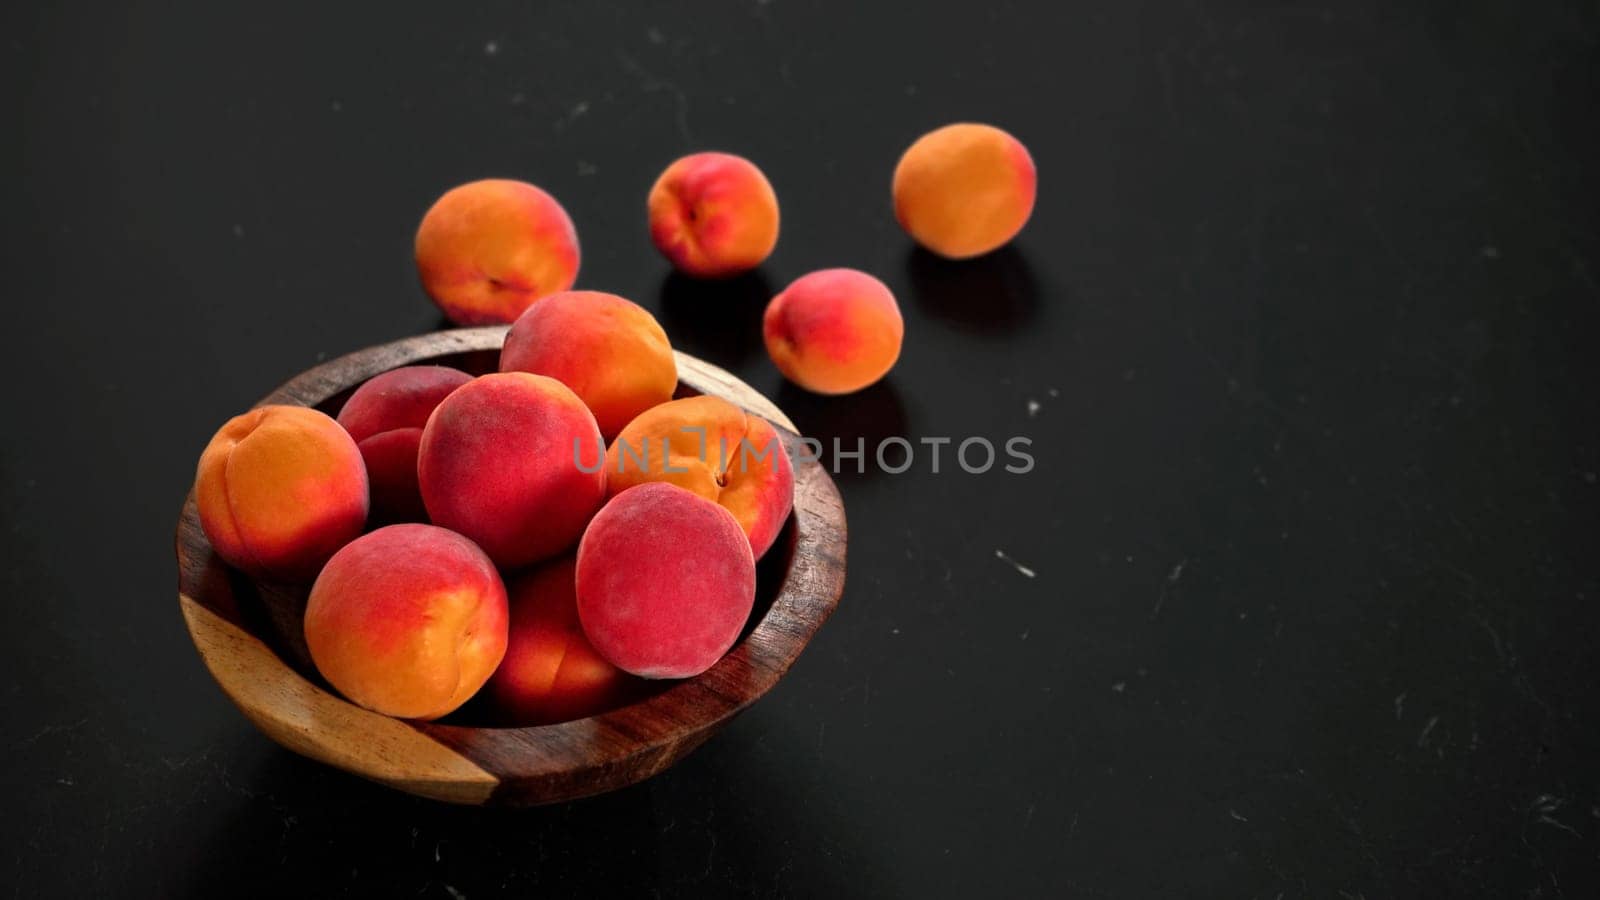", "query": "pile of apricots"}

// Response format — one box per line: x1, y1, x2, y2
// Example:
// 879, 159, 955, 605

192, 122, 1036, 724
